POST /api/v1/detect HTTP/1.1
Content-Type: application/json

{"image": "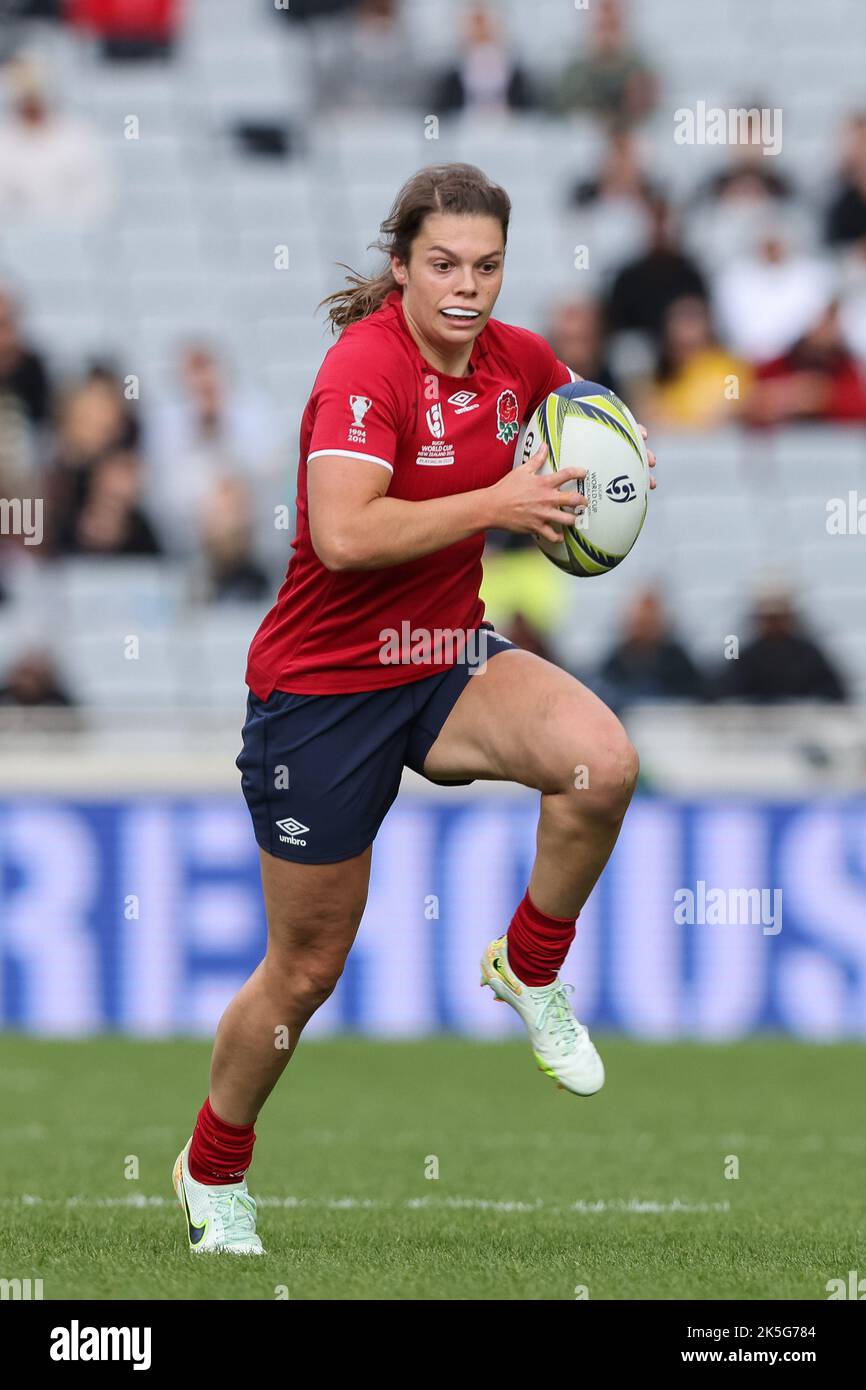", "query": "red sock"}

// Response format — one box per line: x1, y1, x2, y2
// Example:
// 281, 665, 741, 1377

506, 888, 578, 986
187, 1097, 257, 1185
